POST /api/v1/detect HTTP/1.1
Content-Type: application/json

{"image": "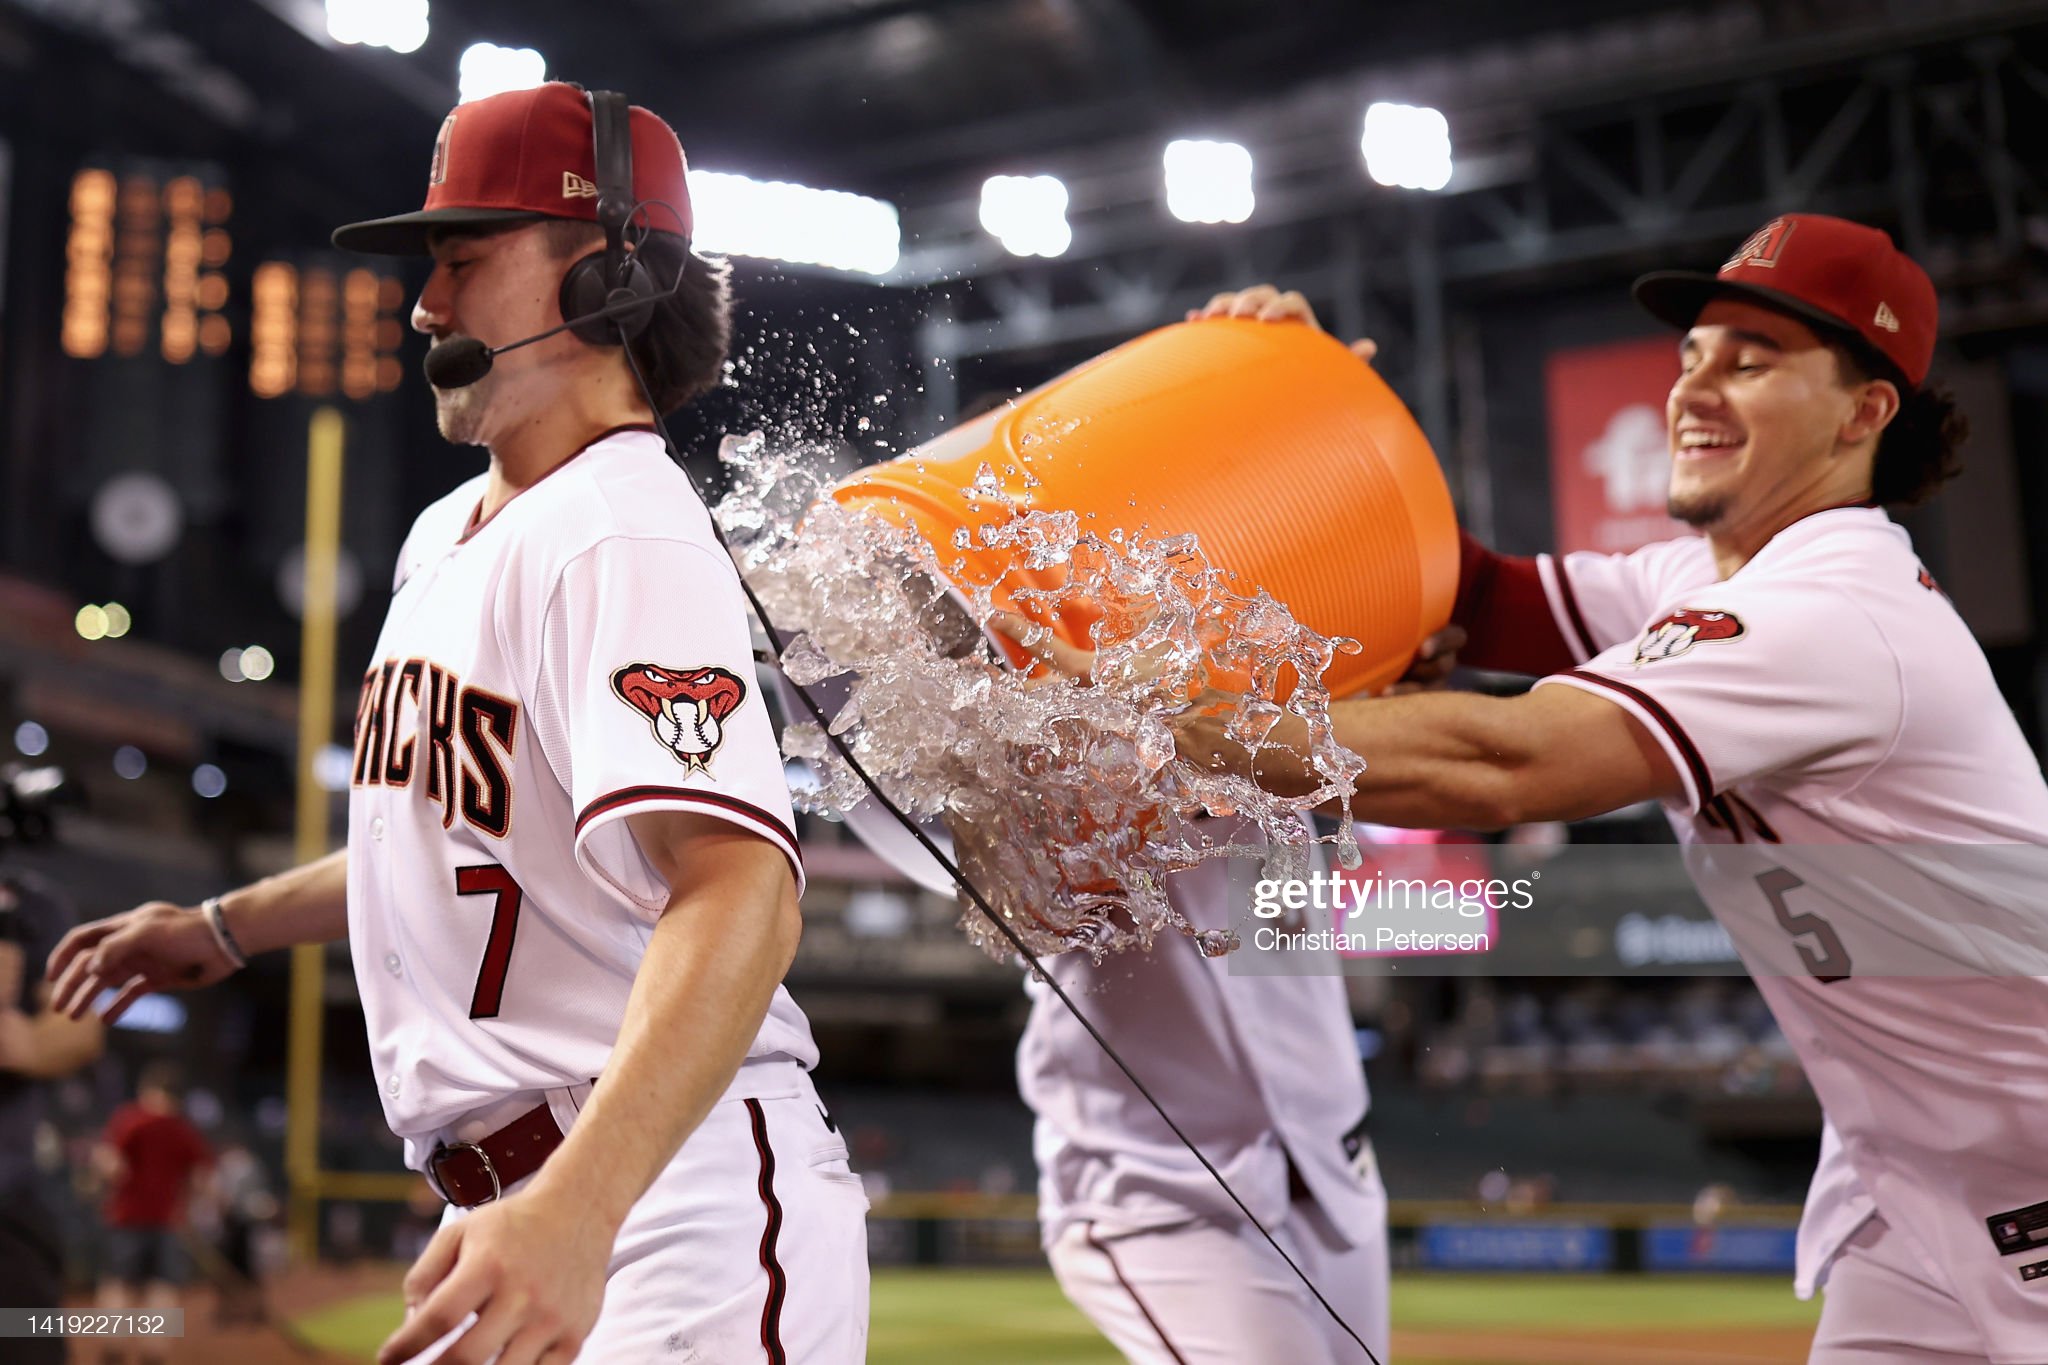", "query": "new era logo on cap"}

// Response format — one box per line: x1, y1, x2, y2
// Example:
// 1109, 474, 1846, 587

562, 172, 598, 199
1874, 302, 1900, 332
